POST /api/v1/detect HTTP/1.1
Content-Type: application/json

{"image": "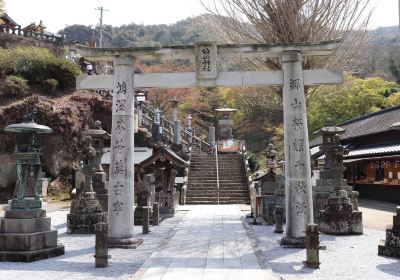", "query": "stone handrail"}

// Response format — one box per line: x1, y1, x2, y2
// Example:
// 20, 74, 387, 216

142, 104, 210, 152
0, 24, 64, 45
240, 141, 257, 215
